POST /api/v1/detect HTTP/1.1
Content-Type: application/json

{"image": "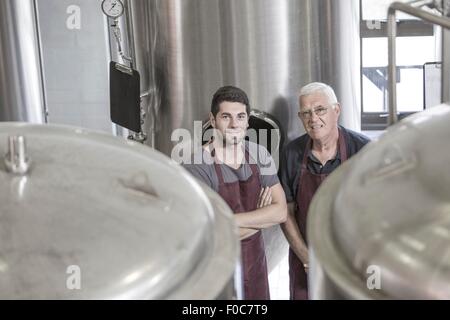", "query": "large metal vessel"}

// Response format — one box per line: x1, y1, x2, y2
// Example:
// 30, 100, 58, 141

308, 103, 450, 299
0, 122, 239, 299
0, 1, 45, 123
0, 0, 362, 139
121, 0, 361, 154
0, 0, 114, 131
